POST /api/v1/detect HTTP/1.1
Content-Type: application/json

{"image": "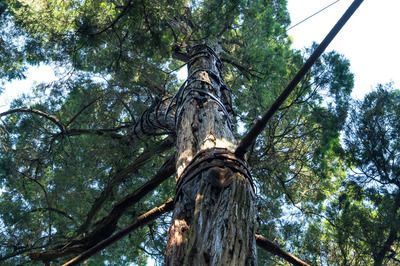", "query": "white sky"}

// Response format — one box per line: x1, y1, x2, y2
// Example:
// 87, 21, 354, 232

0, 65, 57, 112
287, 0, 400, 99
1, 0, 399, 111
